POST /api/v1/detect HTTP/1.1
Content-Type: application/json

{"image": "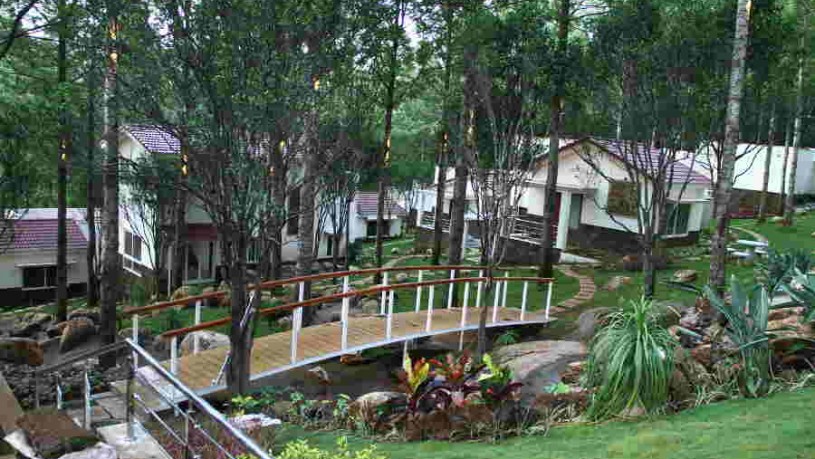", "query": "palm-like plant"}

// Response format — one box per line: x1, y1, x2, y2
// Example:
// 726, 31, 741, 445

758, 248, 813, 296
782, 269, 815, 323
704, 276, 771, 398
585, 297, 677, 420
